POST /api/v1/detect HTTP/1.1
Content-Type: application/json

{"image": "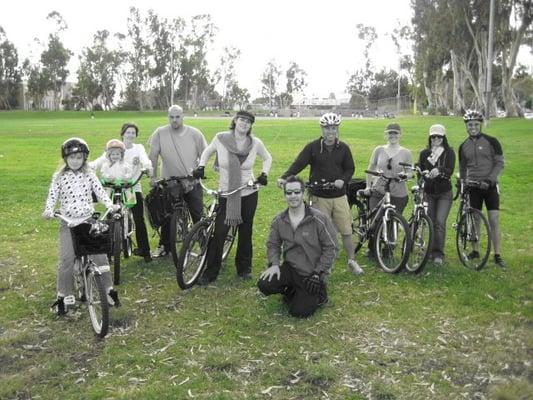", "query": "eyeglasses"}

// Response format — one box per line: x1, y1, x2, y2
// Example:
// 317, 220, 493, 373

284, 190, 302, 195
387, 158, 393, 170
430, 135, 443, 139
